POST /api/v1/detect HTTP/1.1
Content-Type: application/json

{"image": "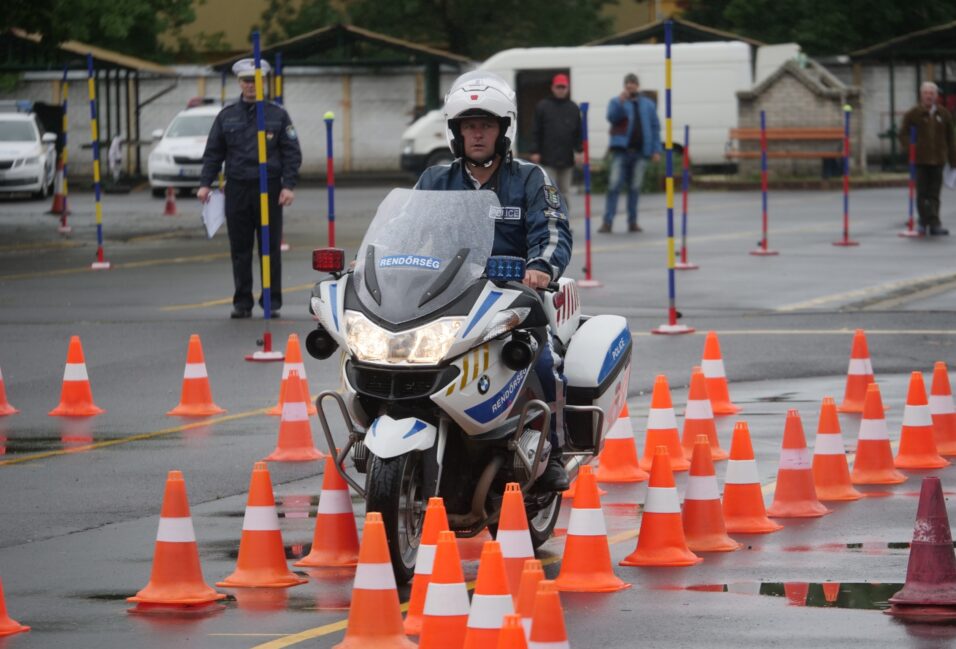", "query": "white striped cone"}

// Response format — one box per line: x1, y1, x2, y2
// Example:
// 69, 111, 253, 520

852, 384, 907, 484
767, 410, 830, 518
463, 541, 514, 649
931, 362, 956, 455
295, 455, 360, 567
838, 330, 874, 413
681, 367, 728, 460
896, 371, 949, 469
0, 365, 19, 416
264, 369, 323, 462
722, 422, 783, 534
49, 336, 104, 417
497, 483, 534, 596
267, 344, 317, 416
811, 397, 862, 501
596, 404, 648, 483
167, 335, 224, 417
404, 497, 449, 635
683, 437, 739, 552
640, 375, 689, 472
420, 531, 470, 649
